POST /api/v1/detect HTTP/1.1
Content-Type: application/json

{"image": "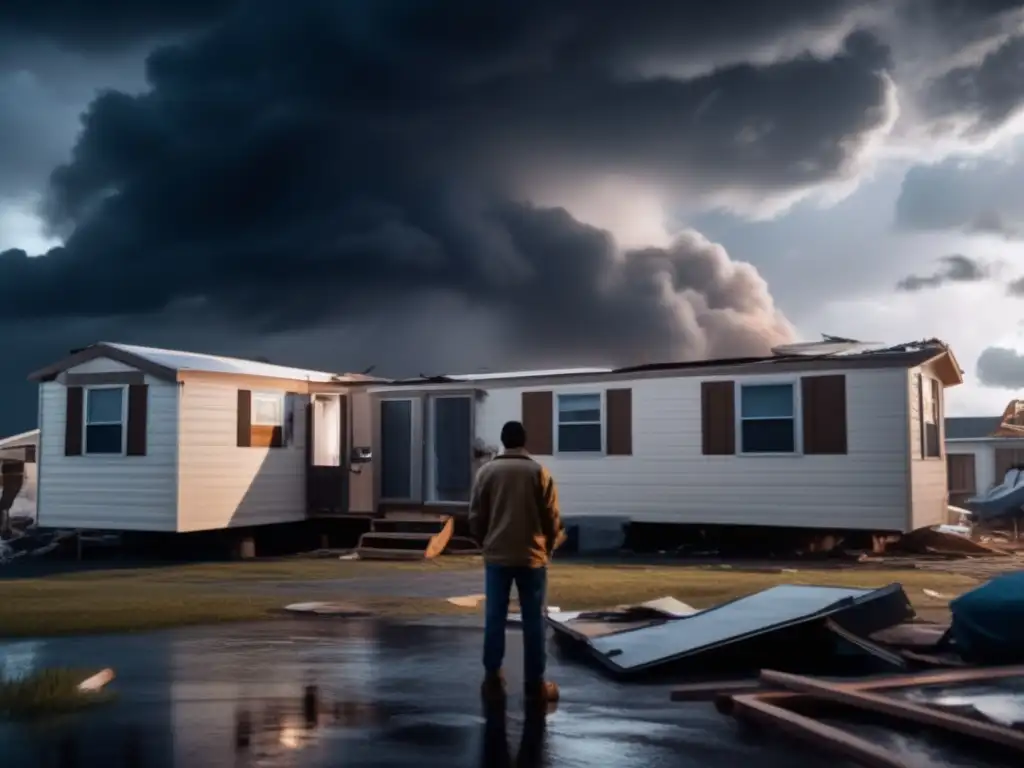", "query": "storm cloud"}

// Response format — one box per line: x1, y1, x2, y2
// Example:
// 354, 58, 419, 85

977, 345, 1024, 388
0, 2, 913, 364
895, 254, 990, 291
894, 152, 1024, 238
2, 1, 1024, 433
